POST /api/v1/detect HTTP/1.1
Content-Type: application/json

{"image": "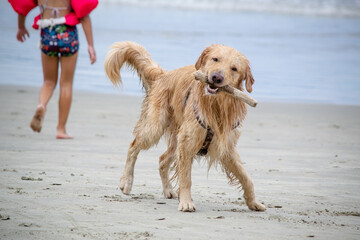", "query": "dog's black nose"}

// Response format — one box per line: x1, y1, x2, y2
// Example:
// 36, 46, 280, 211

211, 73, 224, 85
